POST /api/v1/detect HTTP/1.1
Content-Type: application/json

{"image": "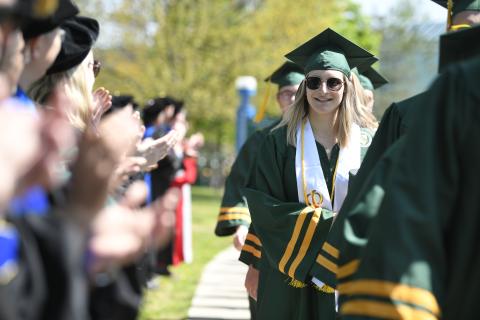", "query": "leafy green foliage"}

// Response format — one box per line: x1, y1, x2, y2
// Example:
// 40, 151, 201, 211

77, 0, 381, 148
